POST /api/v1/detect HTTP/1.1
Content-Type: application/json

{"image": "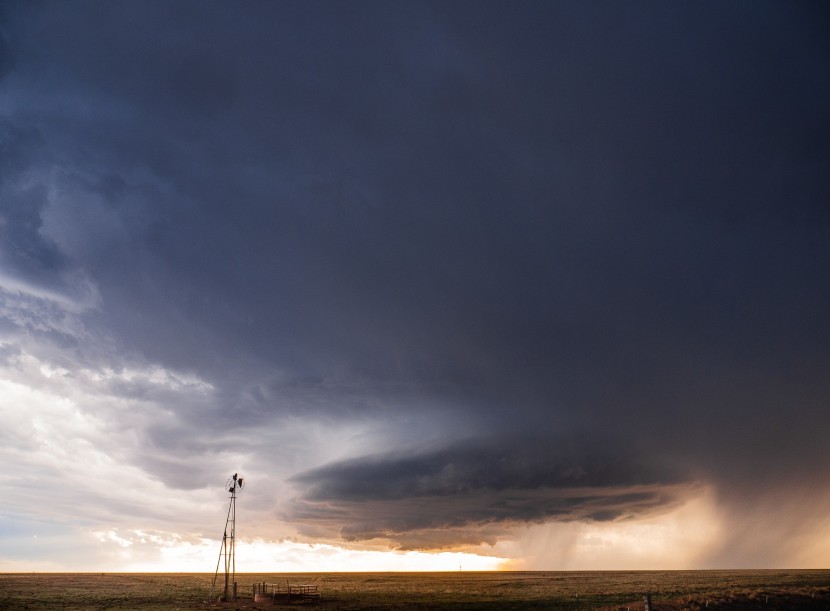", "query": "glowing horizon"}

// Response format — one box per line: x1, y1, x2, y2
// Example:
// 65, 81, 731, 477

6, 531, 508, 573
